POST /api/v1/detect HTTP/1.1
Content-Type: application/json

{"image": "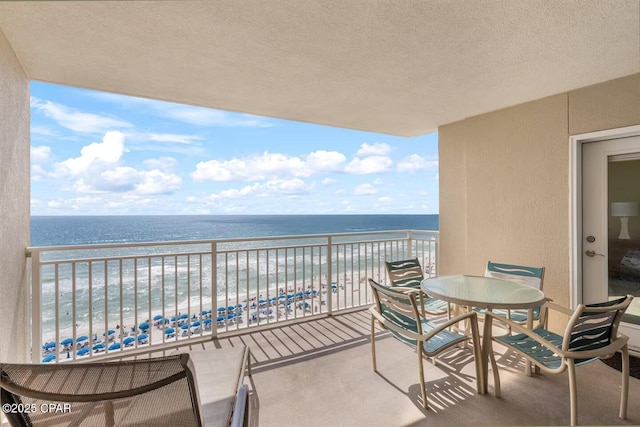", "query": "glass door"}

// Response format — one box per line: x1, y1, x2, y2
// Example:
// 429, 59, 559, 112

582, 135, 640, 353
